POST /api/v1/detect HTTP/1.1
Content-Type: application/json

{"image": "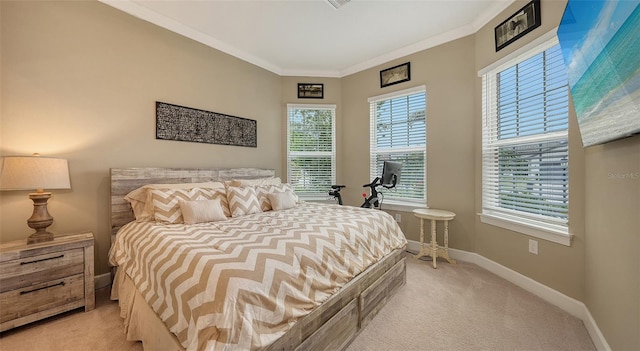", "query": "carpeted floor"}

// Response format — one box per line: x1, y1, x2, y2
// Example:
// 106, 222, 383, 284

346, 254, 595, 351
0, 253, 595, 351
0, 284, 142, 351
